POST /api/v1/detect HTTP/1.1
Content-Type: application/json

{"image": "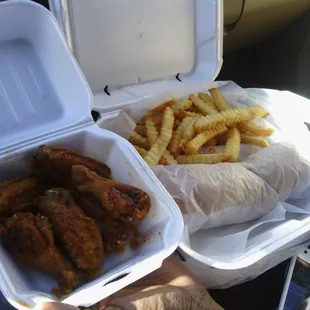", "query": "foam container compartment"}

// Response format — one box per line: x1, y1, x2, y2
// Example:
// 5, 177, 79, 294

0, 126, 183, 309
0, 2, 183, 309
